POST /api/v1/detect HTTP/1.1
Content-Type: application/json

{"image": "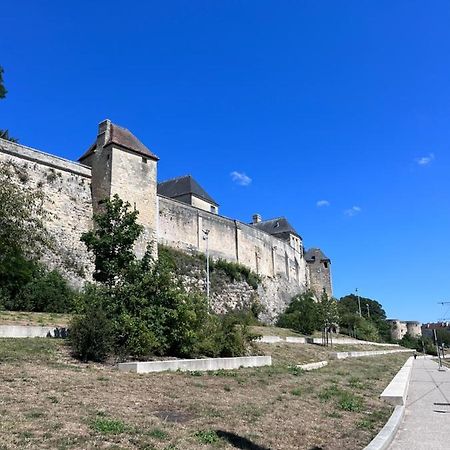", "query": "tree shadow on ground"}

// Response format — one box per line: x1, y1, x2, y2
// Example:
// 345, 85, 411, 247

215, 431, 324, 450
215, 431, 270, 450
